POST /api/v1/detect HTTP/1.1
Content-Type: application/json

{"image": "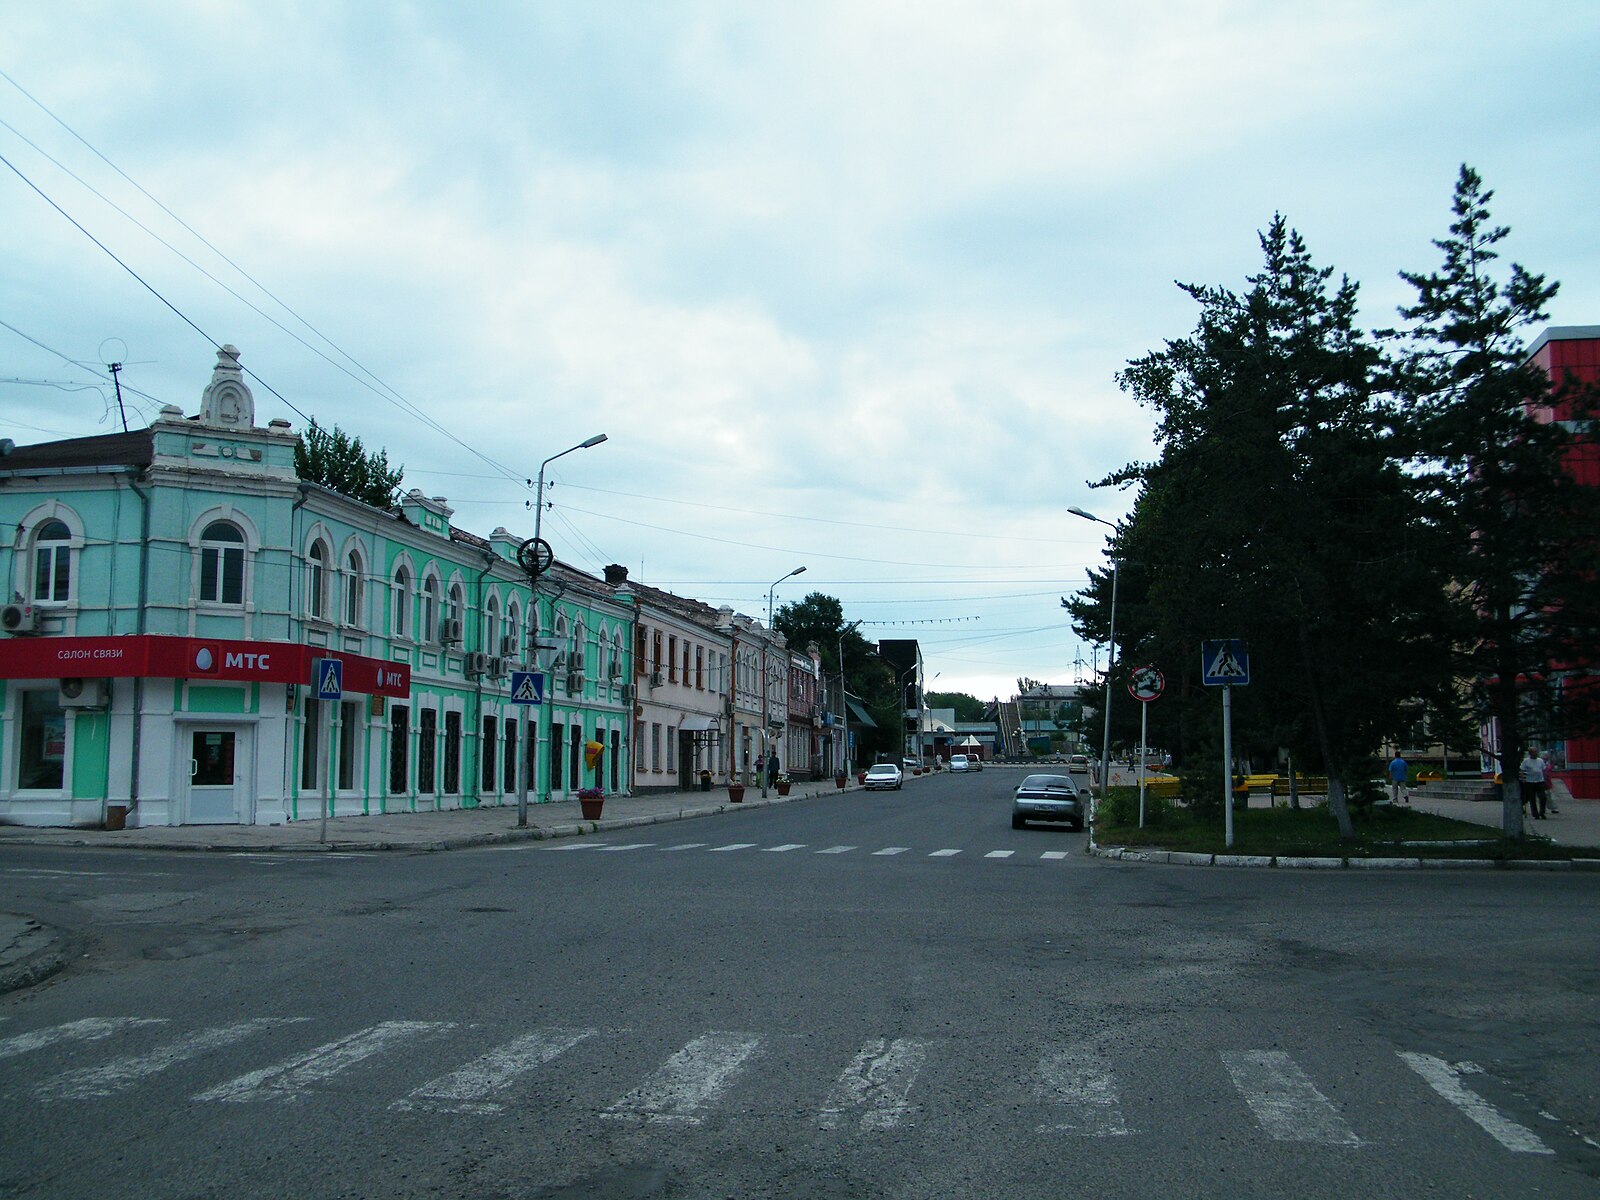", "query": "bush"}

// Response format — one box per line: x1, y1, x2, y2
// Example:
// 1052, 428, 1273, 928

1098, 785, 1177, 828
